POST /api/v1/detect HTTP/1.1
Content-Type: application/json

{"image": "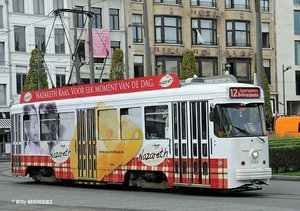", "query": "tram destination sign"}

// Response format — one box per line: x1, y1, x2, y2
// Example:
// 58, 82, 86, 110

229, 87, 260, 99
